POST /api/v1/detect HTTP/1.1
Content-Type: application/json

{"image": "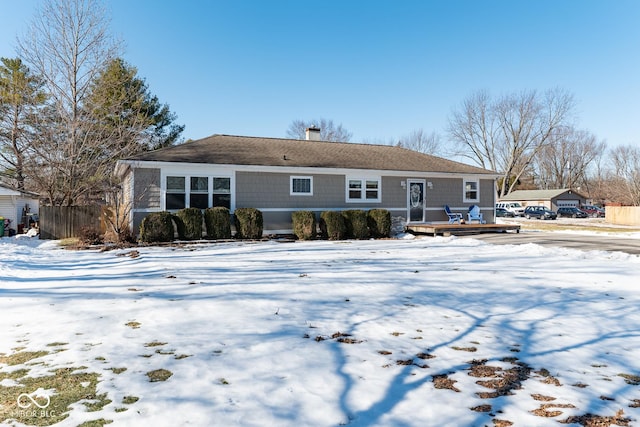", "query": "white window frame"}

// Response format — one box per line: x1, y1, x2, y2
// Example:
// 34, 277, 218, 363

162, 174, 233, 211
166, 176, 186, 210
463, 178, 480, 203
346, 176, 381, 203
290, 176, 313, 196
